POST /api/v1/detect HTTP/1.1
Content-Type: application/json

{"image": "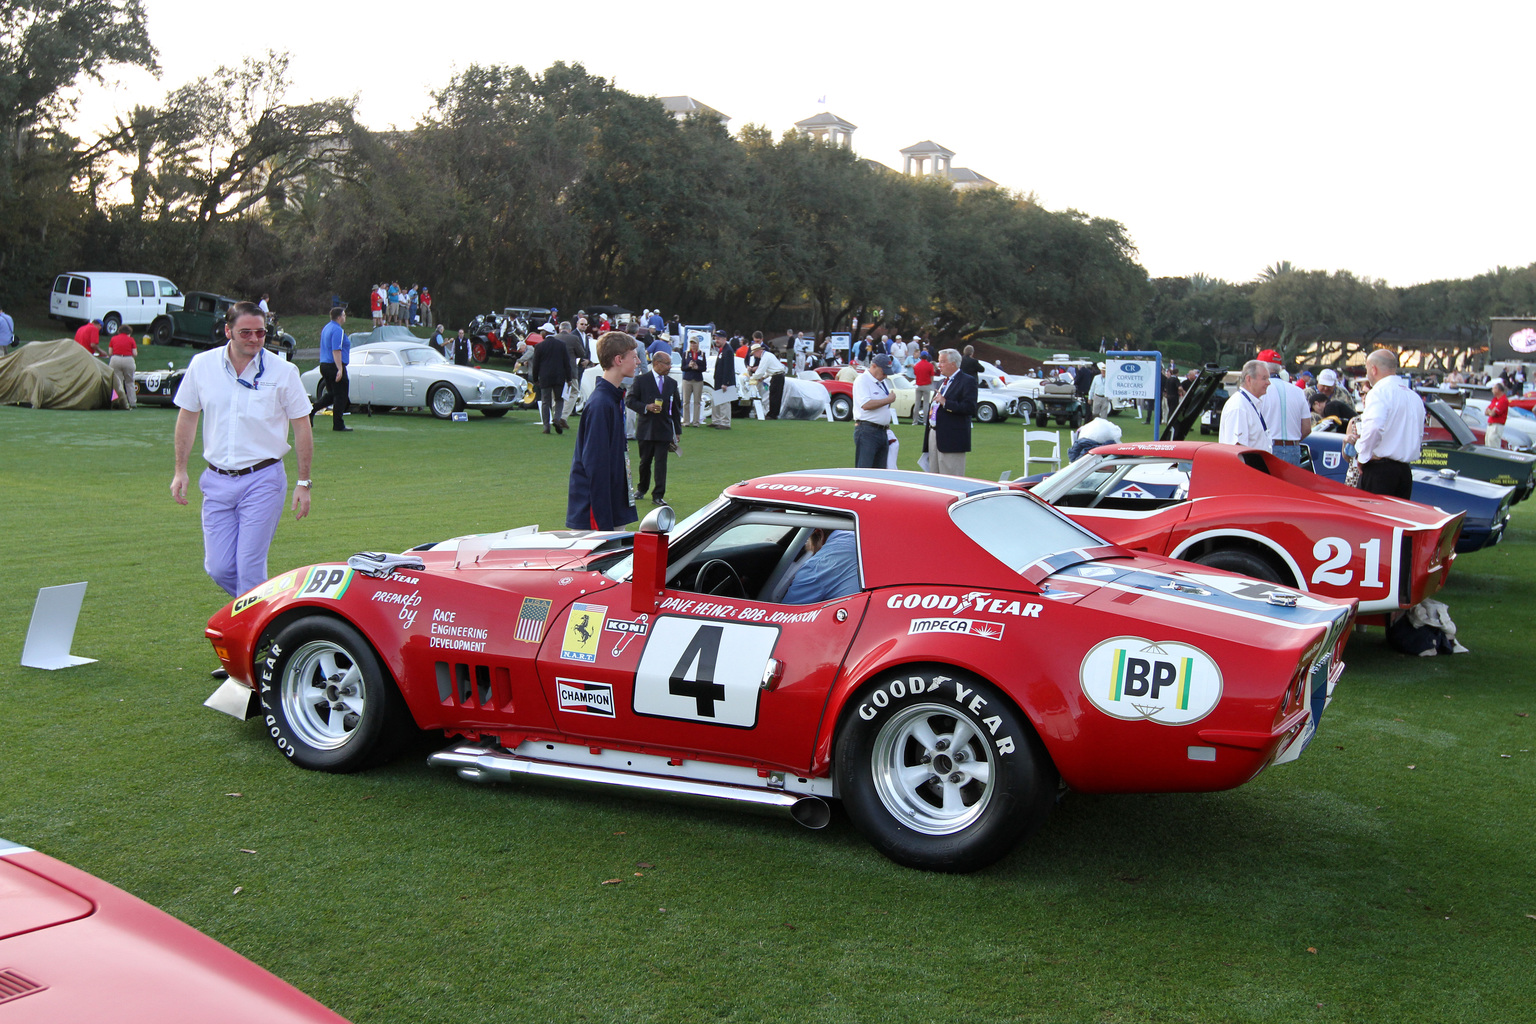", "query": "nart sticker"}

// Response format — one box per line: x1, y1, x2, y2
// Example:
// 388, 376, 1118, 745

1079, 636, 1222, 725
